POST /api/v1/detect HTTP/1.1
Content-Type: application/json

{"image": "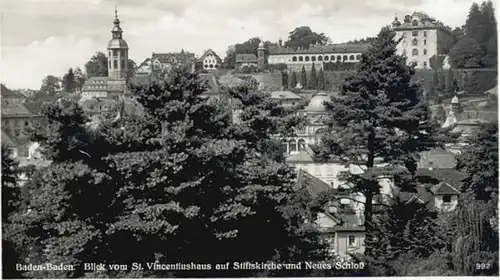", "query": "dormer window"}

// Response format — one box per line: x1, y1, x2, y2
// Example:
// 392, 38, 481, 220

412, 20, 418, 26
